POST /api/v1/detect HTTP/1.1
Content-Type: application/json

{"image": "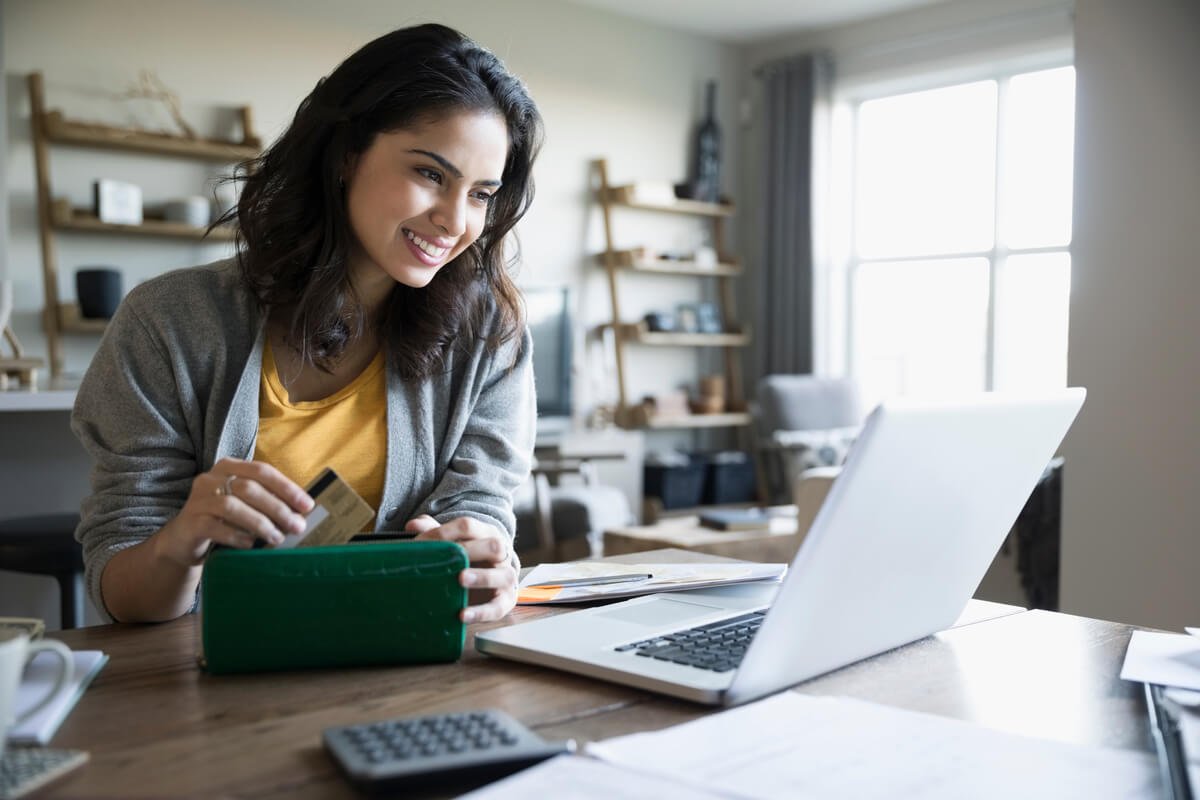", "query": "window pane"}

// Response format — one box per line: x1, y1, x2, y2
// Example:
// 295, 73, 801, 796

994, 252, 1071, 391
851, 258, 990, 406
856, 82, 997, 259
1003, 67, 1076, 249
